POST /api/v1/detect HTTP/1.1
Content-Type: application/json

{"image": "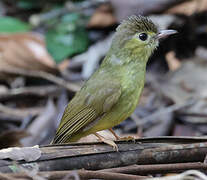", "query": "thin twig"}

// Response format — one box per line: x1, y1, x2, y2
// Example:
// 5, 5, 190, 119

62, 170, 147, 180
176, 112, 207, 118
141, 99, 195, 125
0, 112, 22, 123
8, 170, 147, 180
100, 162, 207, 175
0, 103, 43, 118
0, 67, 80, 92
127, 99, 196, 131
0, 85, 63, 101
